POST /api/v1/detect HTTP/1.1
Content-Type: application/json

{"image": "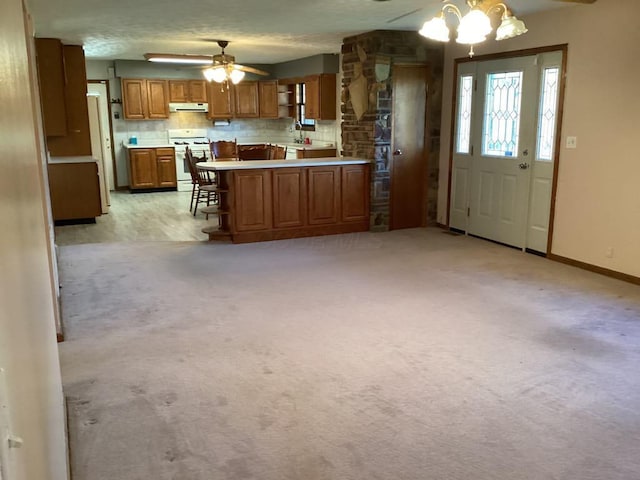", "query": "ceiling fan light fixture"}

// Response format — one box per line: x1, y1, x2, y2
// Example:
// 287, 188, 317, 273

144, 53, 212, 65
203, 66, 228, 83
495, 14, 528, 41
229, 68, 245, 84
456, 9, 492, 44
